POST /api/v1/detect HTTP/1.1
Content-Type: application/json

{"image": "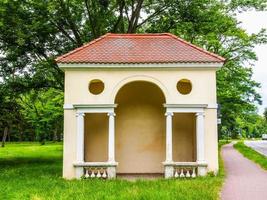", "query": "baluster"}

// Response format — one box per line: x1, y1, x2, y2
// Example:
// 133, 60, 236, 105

100, 168, 103, 178
90, 169, 96, 178
186, 169, 191, 178
180, 169, 185, 178
191, 167, 196, 178
85, 168, 90, 178
174, 169, 179, 178
96, 169, 101, 178
102, 169, 107, 178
